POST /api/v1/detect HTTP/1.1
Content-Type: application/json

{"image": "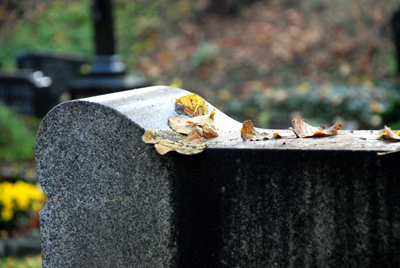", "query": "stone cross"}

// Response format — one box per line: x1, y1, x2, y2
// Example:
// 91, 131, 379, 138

36, 86, 400, 267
